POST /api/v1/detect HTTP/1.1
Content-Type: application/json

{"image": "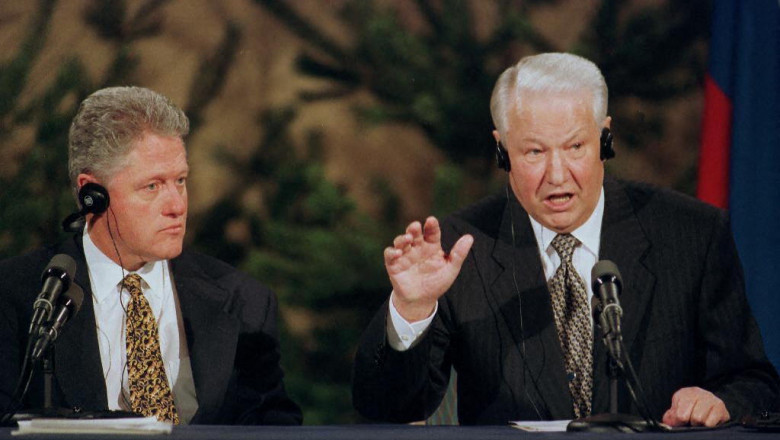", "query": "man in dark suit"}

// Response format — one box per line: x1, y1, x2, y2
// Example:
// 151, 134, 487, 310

0, 86, 301, 425
352, 53, 778, 426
